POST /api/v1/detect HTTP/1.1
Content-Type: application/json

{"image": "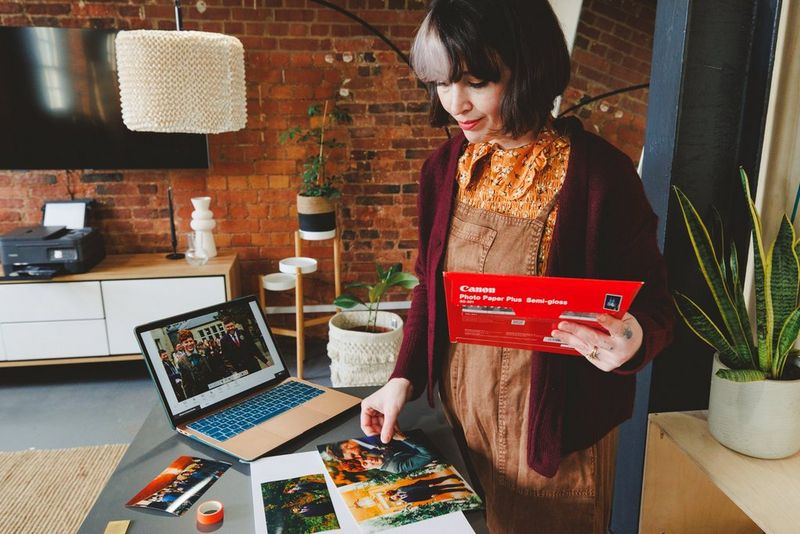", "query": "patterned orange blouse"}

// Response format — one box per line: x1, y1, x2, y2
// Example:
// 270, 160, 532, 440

455, 124, 571, 273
